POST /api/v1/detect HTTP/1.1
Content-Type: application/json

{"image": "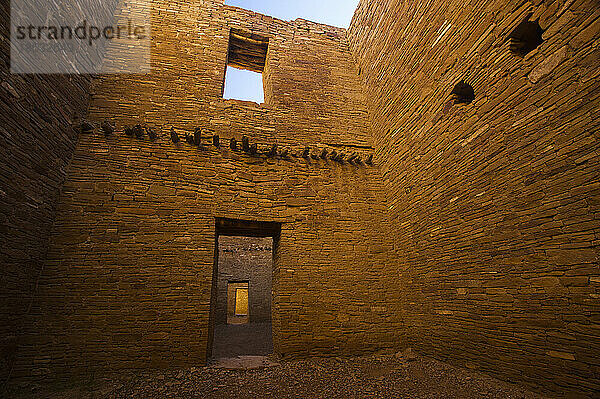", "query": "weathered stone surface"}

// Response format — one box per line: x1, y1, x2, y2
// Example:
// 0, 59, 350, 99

0, 1, 93, 383
348, 0, 600, 397
528, 46, 569, 83
2, 0, 599, 398
11, 0, 398, 385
